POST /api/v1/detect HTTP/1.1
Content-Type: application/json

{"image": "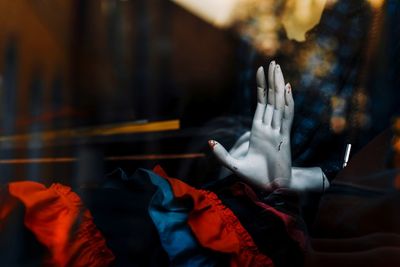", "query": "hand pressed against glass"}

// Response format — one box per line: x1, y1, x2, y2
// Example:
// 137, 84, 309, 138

209, 61, 294, 190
